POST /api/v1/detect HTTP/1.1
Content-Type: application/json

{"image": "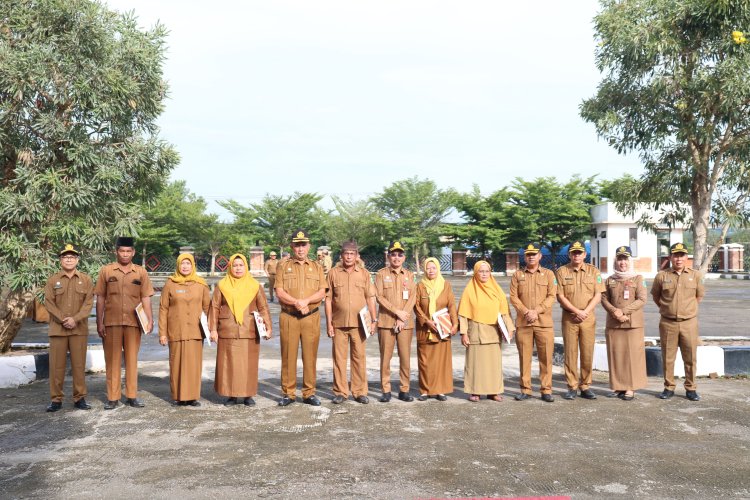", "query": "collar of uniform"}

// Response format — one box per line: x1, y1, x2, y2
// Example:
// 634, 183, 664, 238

523, 267, 542, 274
669, 267, 691, 275
112, 262, 135, 274
55, 269, 81, 279
290, 257, 313, 266
388, 266, 405, 275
